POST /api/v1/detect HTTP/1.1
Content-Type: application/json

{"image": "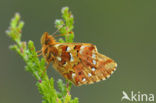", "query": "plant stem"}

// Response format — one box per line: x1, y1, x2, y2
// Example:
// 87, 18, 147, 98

6, 7, 79, 103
